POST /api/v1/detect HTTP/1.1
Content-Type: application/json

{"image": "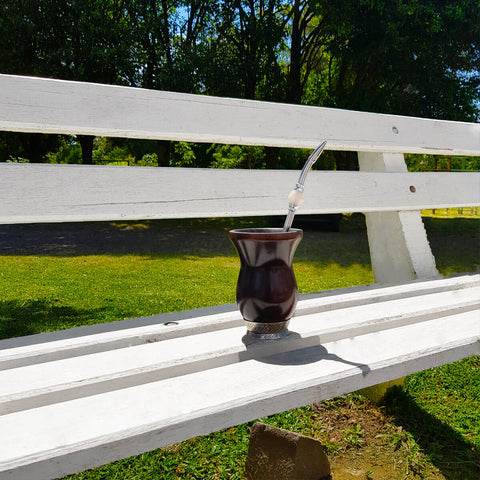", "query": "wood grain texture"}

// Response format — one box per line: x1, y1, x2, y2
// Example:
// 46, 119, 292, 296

1, 163, 479, 224
1, 74, 479, 155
